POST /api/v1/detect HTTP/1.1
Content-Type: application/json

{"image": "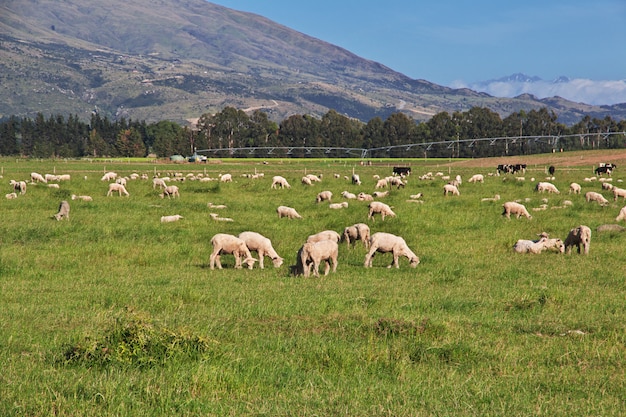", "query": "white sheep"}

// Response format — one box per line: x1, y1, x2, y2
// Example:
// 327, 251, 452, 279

106, 183, 129, 197
481, 194, 501, 202
342, 223, 371, 249
238, 231, 284, 269
563, 225, 592, 255
301, 176, 312, 185
373, 191, 389, 198
305, 174, 322, 182
207, 202, 227, 209
569, 182, 581, 194
375, 178, 389, 189
115, 177, 127, 187
443, 184, 460, 196
616, 206, 626, 222
468, 174, 484, 183
513, 234, 565, 254
47, 183, 60, 189
10, 180, 26, 194
409, 193, 423, 200
31, 172, 47, 183
277, 205, 302, 219
352, 174, 361, 185
585, 191, 609, 205
368, 201, 396, 222
54, 200, 70, 221
612, 187, 626, 201
160, 185, 180, 198
209, 233, 257, 270
535, 182, 560, 194
307, 230, 341, 244
153, 177, 167, 189
364, 232, 420, 269
219, 173, 232, 183
329, 202, 348, 209
101, 172, 117, 181
602, 182, 614, 190
209, 213, 233, 222
502, 201, 532, 219
45, 173, 58, 182
271, 176, 291, 189
71, 194, 93, 202
160, 214, 183, 223
5, 192, 18, 199
300, 240, 339, 277
357, 192, 373, 201
316, 190, 333, 203
341, 190, 357, 199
